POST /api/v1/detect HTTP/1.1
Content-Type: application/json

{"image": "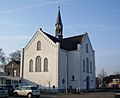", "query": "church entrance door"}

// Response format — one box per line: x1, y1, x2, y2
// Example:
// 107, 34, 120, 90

86, 76, 89, 90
